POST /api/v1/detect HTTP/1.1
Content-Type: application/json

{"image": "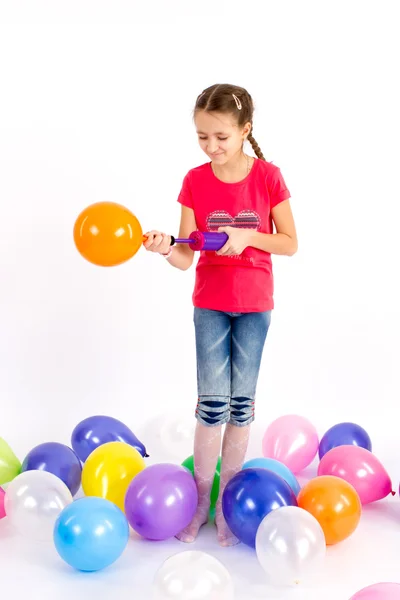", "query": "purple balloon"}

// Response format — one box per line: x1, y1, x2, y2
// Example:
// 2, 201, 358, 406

319, 422, 372, 459
21, 442, 82, 496
71, 415, 148, 462
125, 464, 198, 540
